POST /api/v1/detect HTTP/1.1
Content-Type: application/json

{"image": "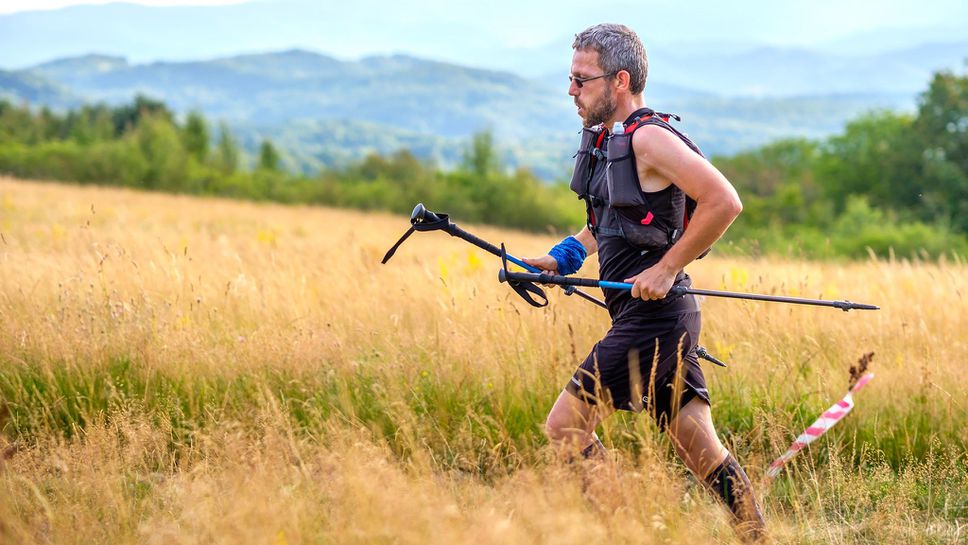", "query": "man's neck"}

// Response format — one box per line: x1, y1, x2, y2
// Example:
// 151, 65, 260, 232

609, 96, 646, 127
